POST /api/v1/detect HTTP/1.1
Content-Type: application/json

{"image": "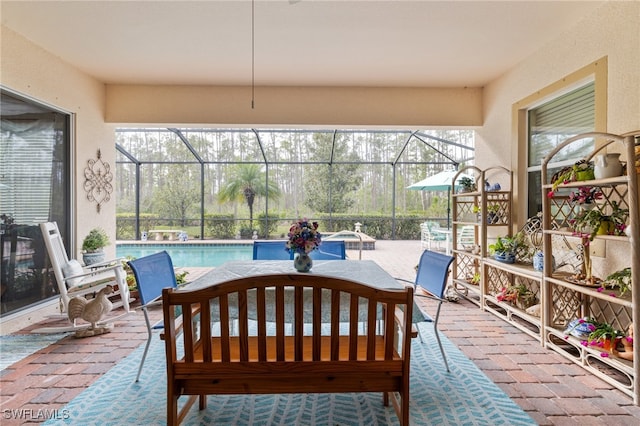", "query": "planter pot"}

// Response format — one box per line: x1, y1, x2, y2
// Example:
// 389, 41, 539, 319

575, 169, 595, 181
494, 252, 515, 264
597, 220, 615, 235
83, 251, 105, 266
565, 319, 593, 339
580, 203, 595, 211
597, 337, 620, 354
